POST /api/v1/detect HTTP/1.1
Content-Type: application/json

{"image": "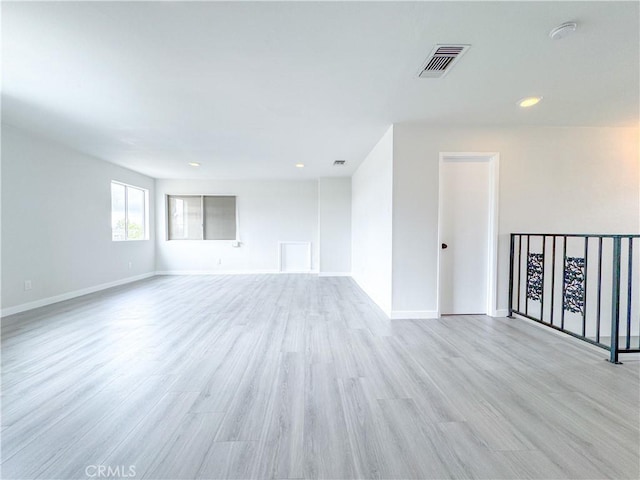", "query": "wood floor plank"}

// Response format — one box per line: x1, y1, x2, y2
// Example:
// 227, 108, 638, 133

374, 397, 458, 479
196, 441, 257, 479
303, 361, 357, 479
37, 376, 183, 480
214, 308, 286, 442
2, 374, 177, 478
94, 391, 201, 478
143, 412, 225, 479
252, 352, 305, 479
336, 377, 389, 479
